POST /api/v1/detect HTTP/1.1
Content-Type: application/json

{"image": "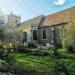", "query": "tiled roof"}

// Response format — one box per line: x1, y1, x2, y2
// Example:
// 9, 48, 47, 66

18, 6, 75, 28
19, 15, 44, 27
42, 6, 75, 27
